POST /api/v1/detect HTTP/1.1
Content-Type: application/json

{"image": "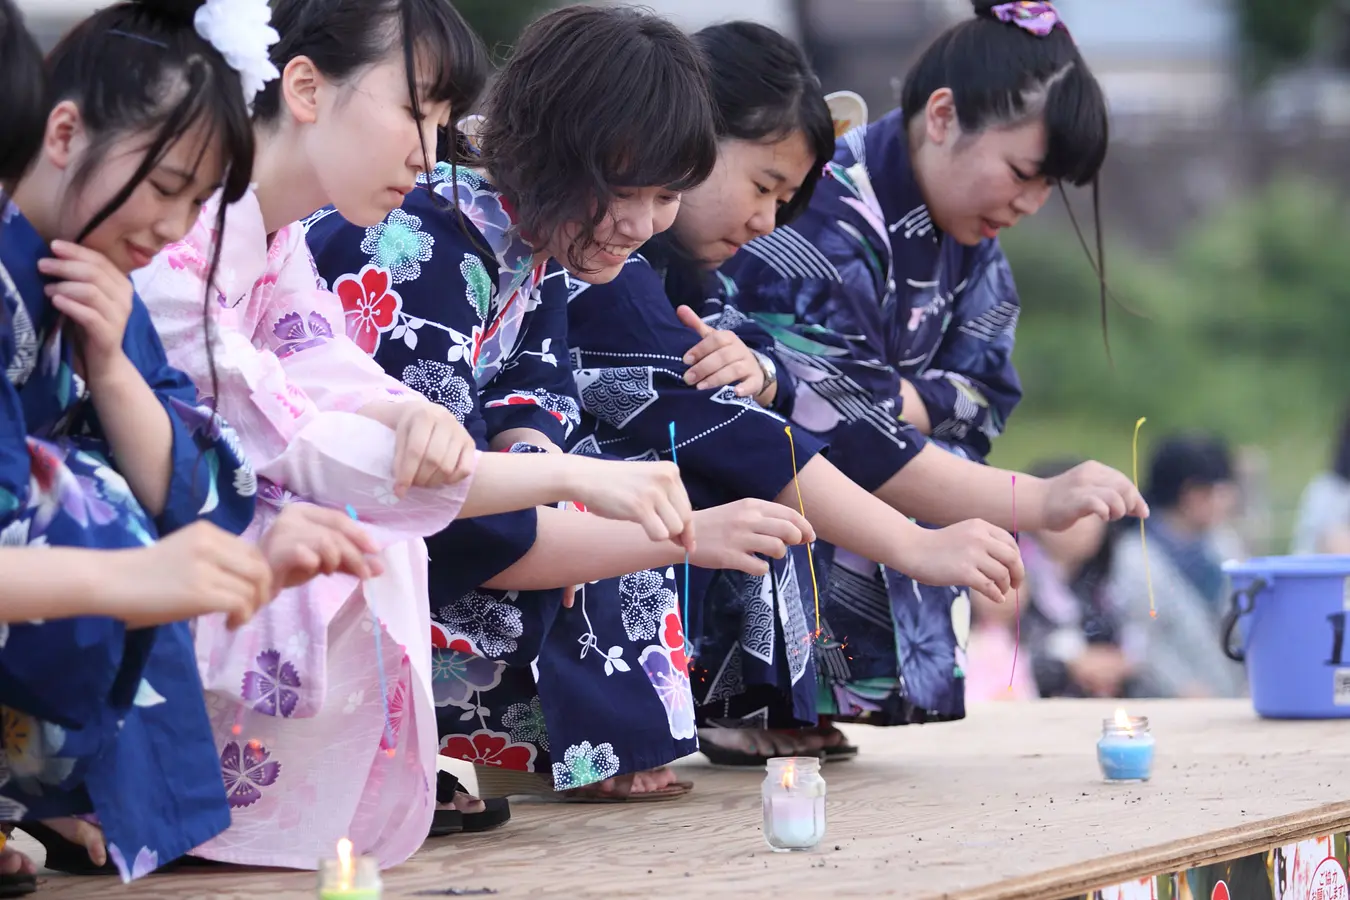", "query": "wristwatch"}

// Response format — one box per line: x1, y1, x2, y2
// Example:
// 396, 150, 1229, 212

751, 350, 778, 395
